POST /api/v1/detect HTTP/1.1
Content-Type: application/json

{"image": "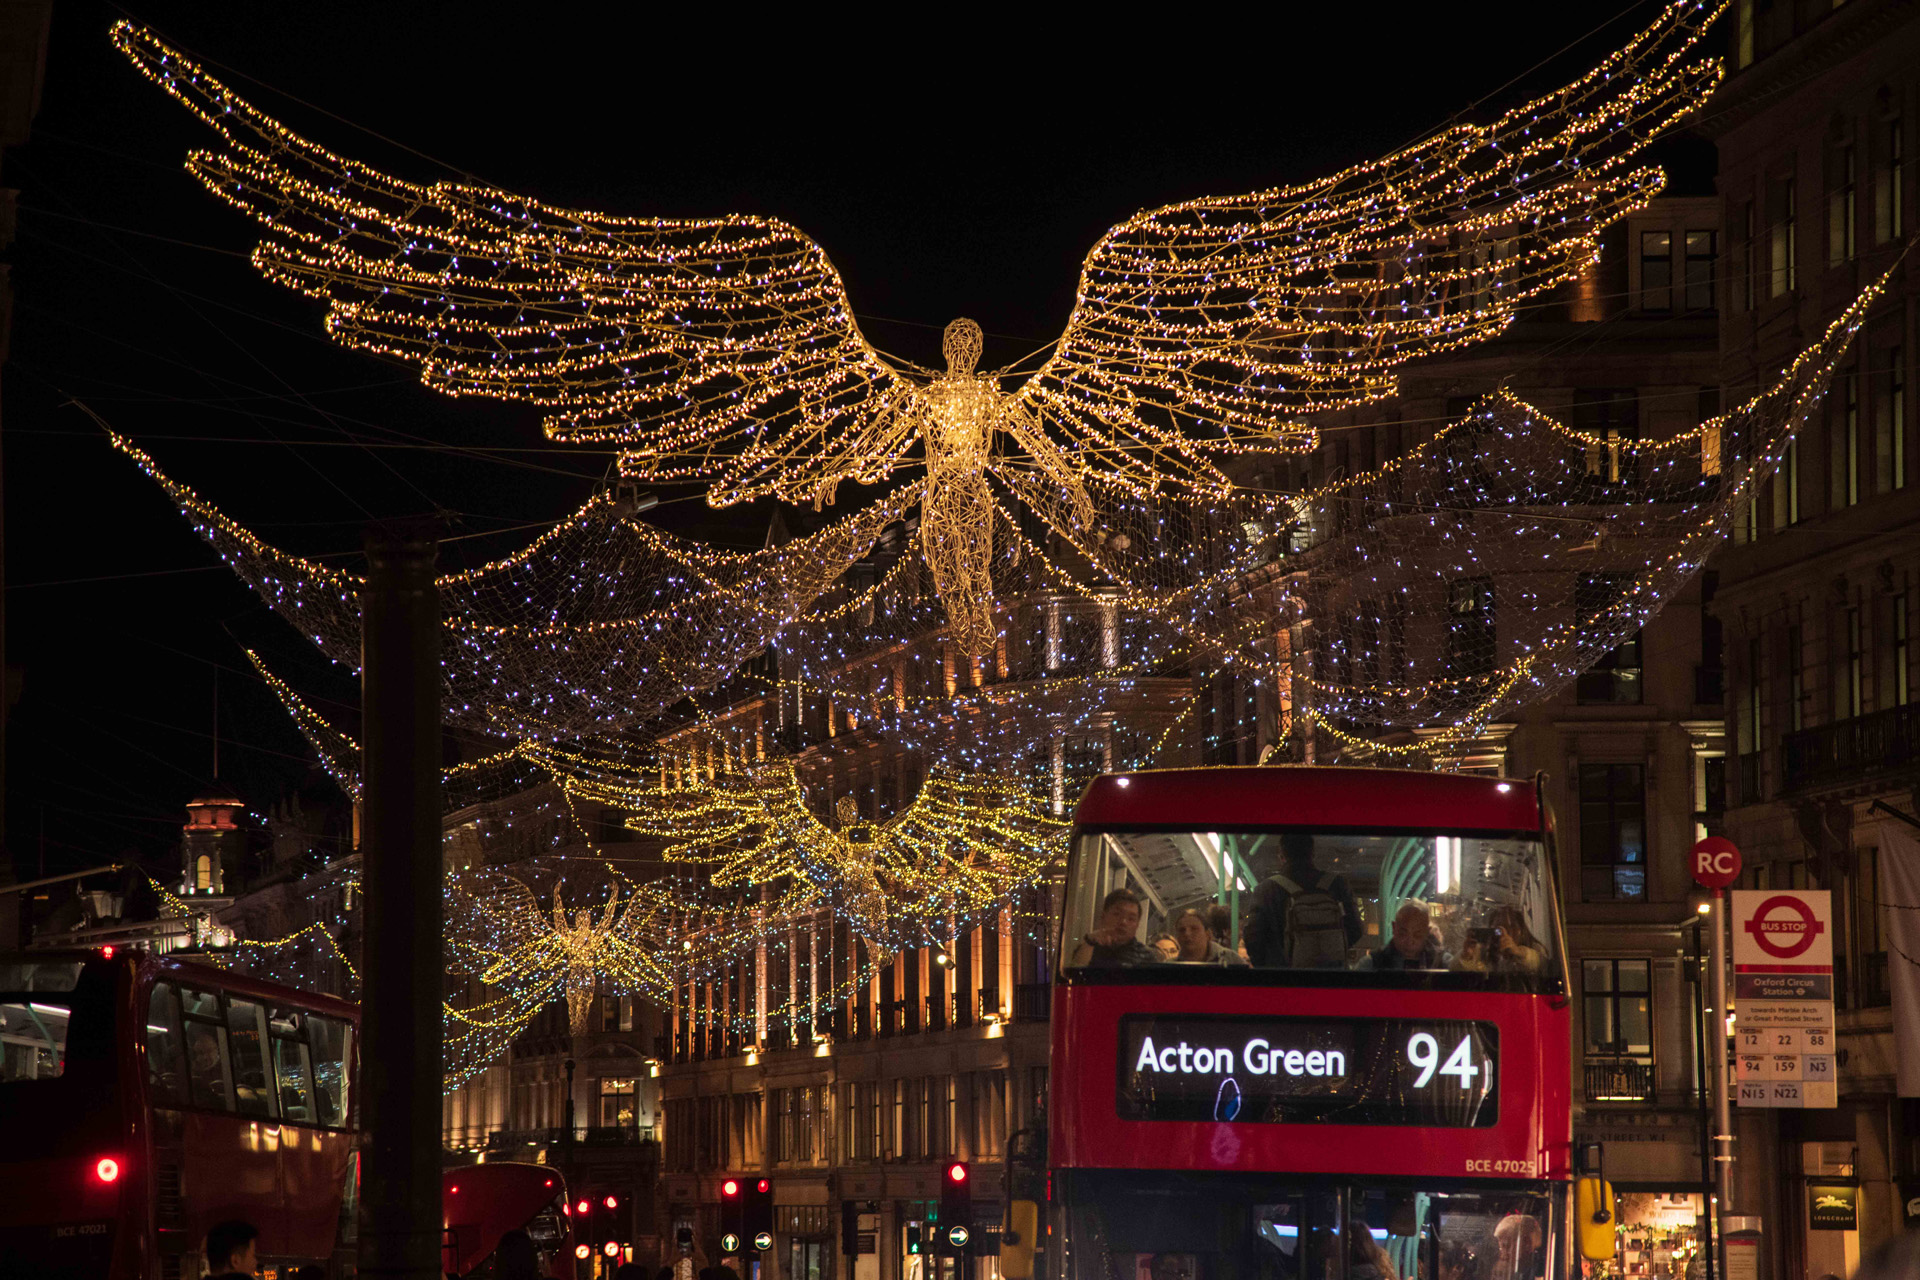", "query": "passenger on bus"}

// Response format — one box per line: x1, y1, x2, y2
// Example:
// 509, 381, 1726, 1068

203, 1219, 259, 1280
1172, 908, 1248, 965
1150, 932, 1180, 960
1358, 900, 1451, 971
1348, 1227, 1399, 1280
1205, 903, 1235, 948
1483, 905, 1547, 975
1242, 833, 1362, 968
1069, 888, 1161, 967
1490, 1214, 1545, 1280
